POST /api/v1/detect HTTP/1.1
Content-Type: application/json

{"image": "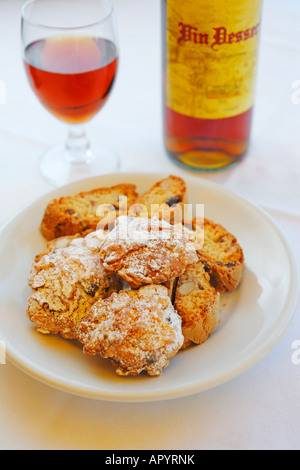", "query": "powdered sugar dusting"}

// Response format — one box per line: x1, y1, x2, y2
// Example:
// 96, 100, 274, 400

99, 216, 198, 287
76, 285, 184, 376
26, 236, 118, 338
